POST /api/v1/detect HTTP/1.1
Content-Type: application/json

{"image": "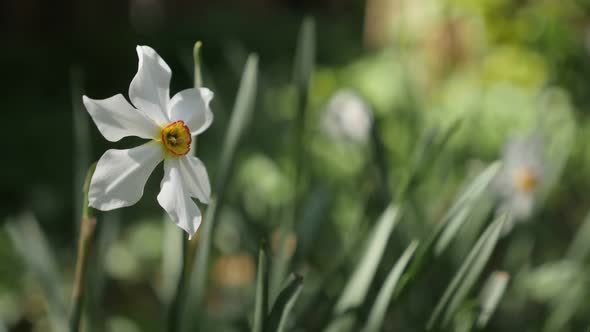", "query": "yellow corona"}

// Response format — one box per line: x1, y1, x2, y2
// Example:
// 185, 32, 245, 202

161, 120, 192, 156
